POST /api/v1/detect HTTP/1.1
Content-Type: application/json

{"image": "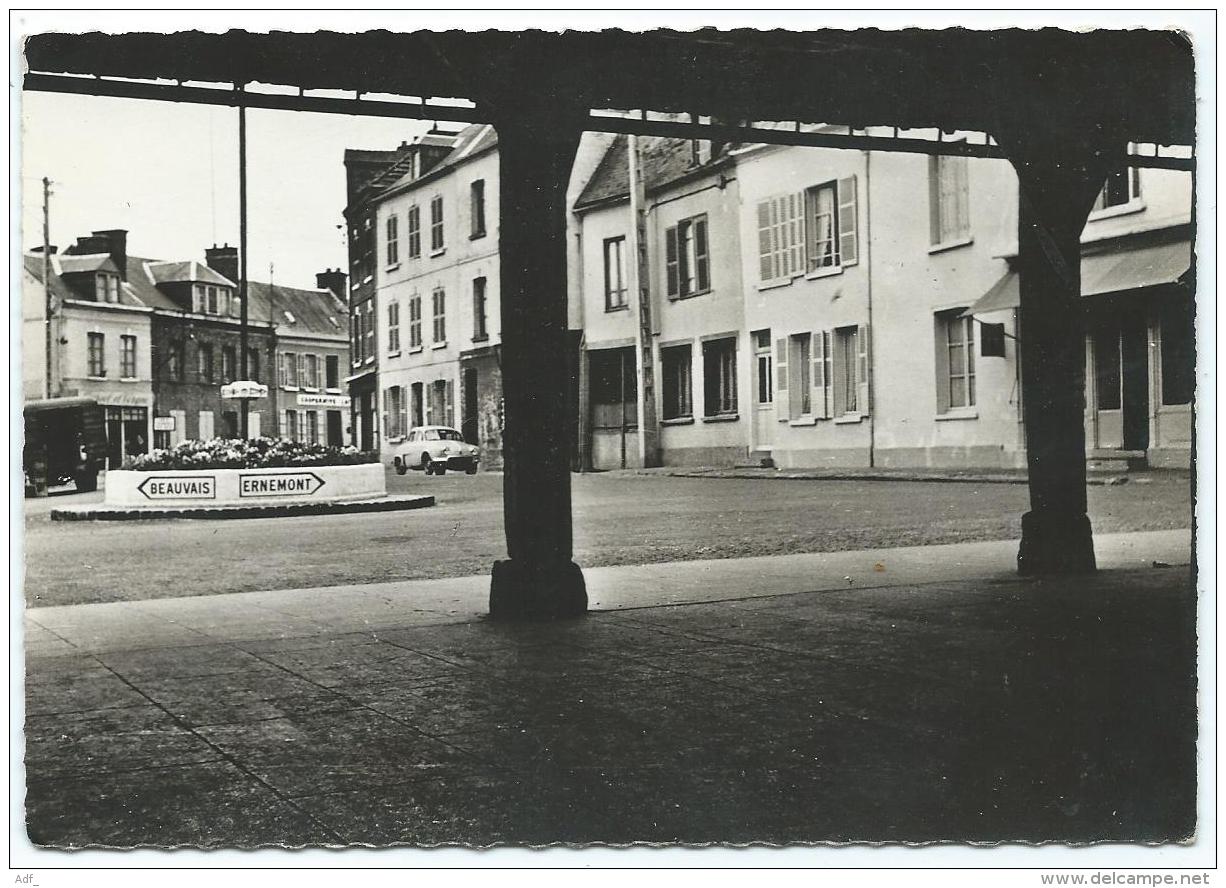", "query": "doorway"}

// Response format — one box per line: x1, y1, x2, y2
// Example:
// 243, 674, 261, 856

753, 330, 774, 452
462, 367, 479, 445
589, 347, 638, 470
1092, 311, 1149, 451
326, 410, 344, 447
